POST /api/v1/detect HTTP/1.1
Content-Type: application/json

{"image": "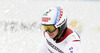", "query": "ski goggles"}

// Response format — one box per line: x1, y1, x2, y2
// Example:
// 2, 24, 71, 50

42, 24, 57, 33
